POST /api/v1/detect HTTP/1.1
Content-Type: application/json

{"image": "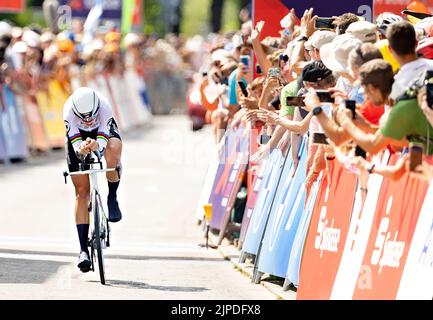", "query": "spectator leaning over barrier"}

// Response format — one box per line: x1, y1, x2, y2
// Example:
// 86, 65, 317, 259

388, 21, 433, 101
305, 43, 384, 149
333, 59, 433, 156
